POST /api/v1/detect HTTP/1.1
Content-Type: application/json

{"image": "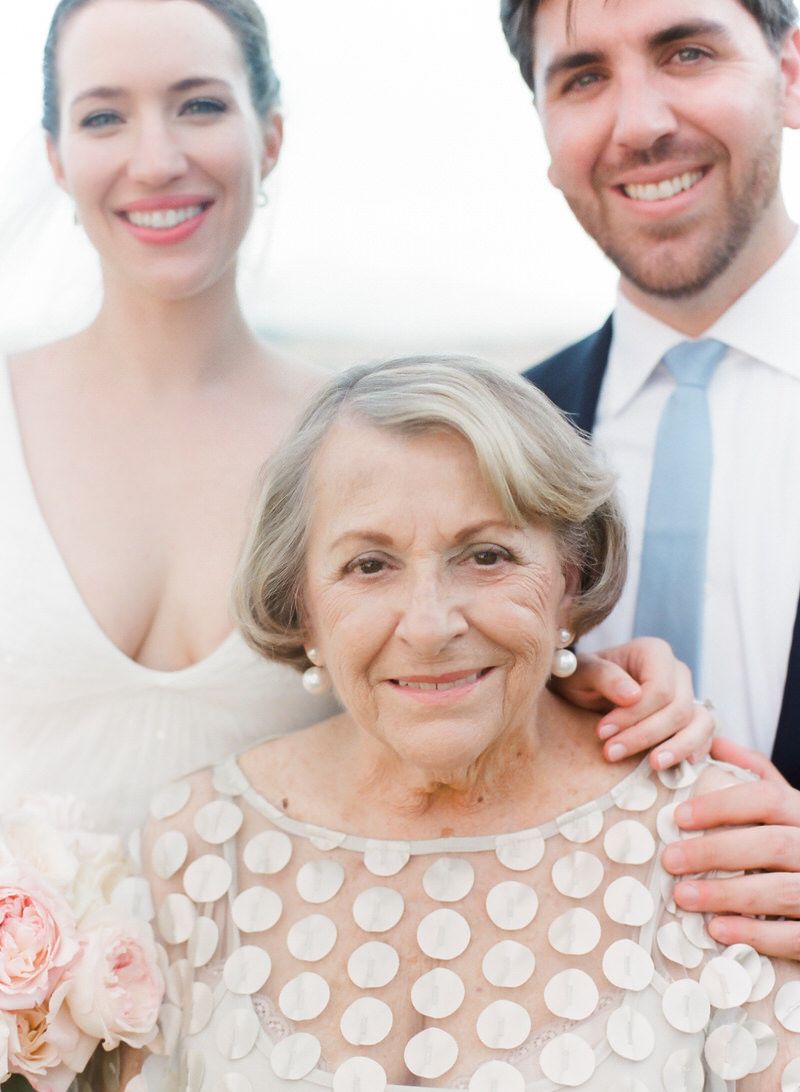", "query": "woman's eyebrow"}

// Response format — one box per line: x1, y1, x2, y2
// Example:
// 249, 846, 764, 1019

70, 76, 232, 108
71, 85, 125, 107
329, 521, 515, 552
168, 76, 233, 93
